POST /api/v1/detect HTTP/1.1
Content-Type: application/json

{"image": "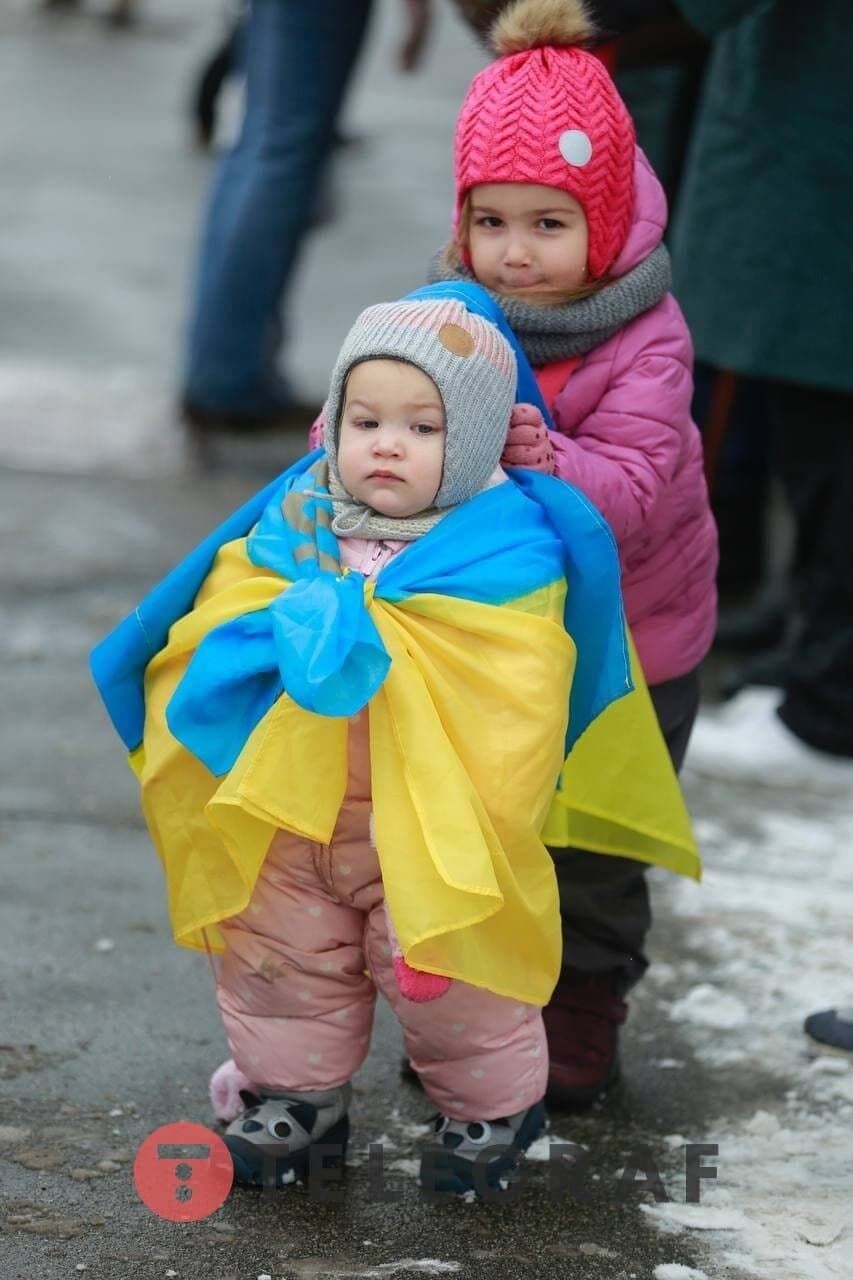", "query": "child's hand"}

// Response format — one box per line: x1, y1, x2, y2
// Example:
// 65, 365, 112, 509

502, 403, 556, 474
